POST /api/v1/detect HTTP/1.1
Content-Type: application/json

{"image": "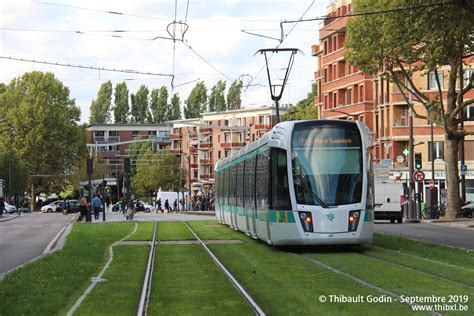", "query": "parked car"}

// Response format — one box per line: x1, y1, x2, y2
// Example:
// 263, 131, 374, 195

135, 200, 153, 213
5, 202, 17, 214
41, 201, 60, 213
56, 199, 81, 213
